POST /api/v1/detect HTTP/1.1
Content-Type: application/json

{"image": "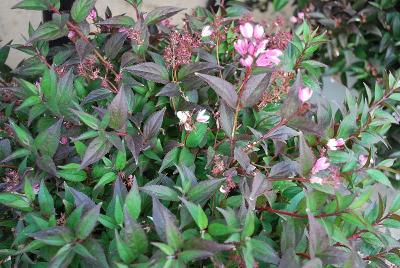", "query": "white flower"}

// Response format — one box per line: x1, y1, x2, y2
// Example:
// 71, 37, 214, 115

196, 109, 210, 123
201, 25, 213, 37
177, 111, 190, 124
298, 86, 313, 102
310, 176, 324, 185
326, 138, 345, 151
219, 185, 228, 194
